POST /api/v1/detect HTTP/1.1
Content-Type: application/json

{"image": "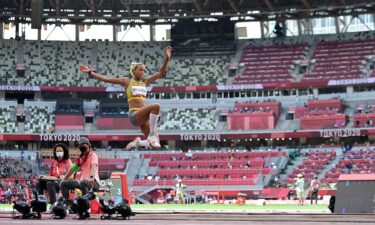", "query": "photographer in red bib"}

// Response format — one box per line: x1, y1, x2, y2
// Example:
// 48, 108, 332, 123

60, 137, 99, 203
36, 143, 72, 205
